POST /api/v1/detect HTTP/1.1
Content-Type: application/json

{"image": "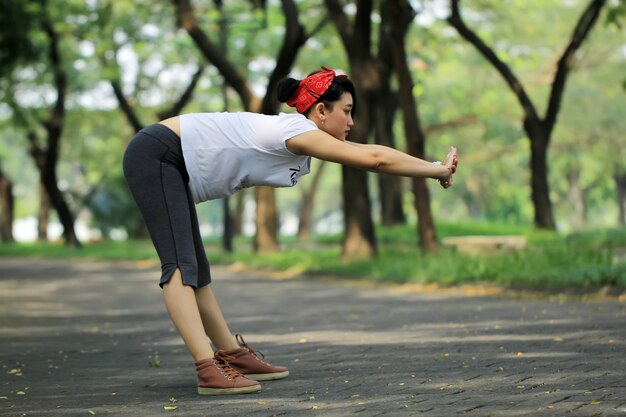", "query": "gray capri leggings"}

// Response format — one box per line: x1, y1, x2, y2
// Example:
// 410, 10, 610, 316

122, 123, 211, 288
